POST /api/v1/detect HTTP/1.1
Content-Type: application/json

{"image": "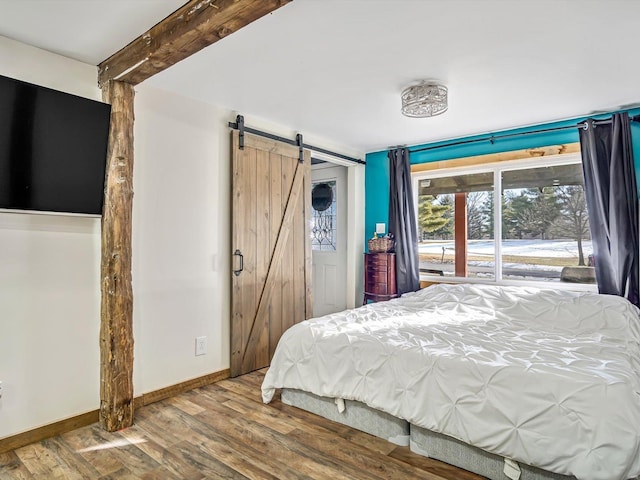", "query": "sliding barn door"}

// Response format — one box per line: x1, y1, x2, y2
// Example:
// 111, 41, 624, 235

230, 130, 312, 377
